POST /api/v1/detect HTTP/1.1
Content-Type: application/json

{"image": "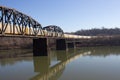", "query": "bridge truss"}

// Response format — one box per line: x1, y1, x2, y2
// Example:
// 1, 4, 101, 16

0, 6, 91, 39
0, 6, 43, 36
